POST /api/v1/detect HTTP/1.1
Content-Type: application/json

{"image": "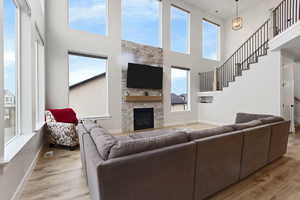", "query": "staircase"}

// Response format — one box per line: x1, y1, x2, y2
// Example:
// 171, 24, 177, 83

200, 0, 300, 92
